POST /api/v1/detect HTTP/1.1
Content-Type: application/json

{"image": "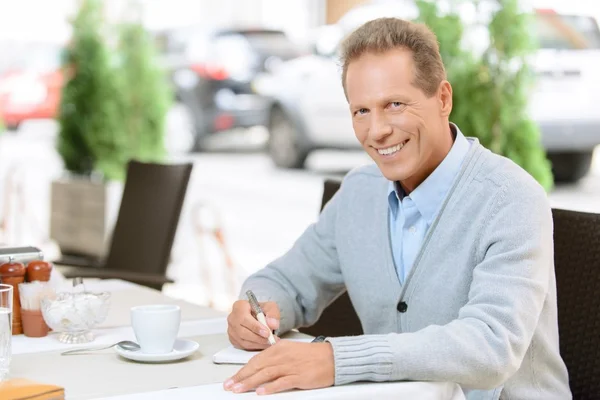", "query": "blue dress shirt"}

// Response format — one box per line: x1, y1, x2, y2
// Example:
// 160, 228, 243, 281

388, 124, 471, 284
